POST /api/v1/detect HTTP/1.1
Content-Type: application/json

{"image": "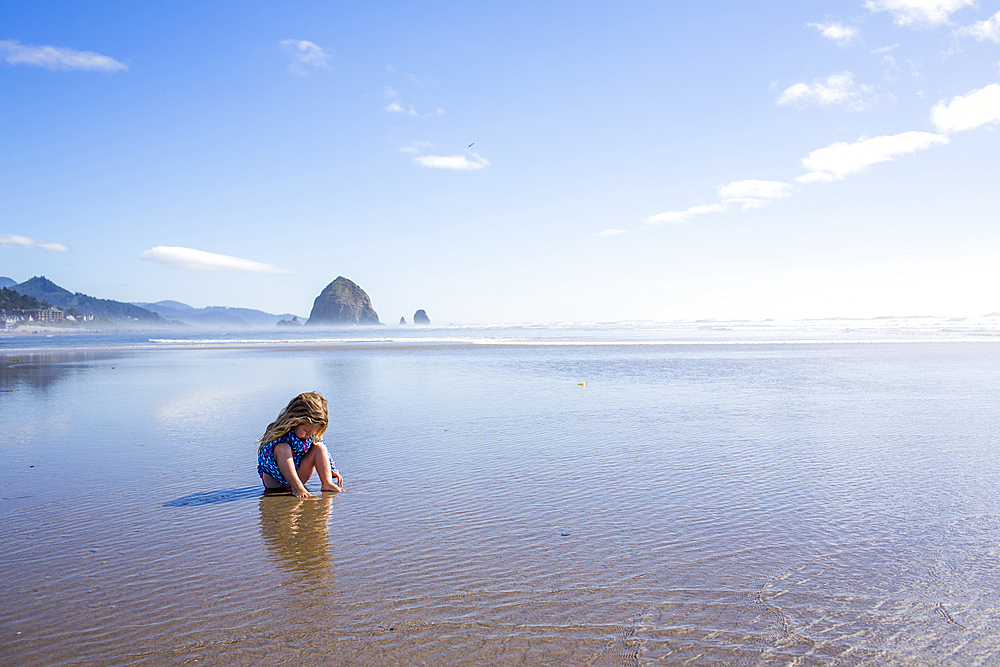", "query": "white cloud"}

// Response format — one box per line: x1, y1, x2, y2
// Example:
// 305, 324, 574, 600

957, 10, 1000, 41
647, 179, 792, 226
796, 131, 948, 182
383, 86, 444, 116
400, 140, 432, 154
0, 40, 126, 71
384, 100, 409, 114
383, 88, 412, 114
865, 0, 976, 27
717, 179, 792, 201
280, 39, 331, 75
139, 246, 291, 274
412, 153, 490, 170
808, 22, 860, 43
931, 84, 1000, 133
0, 234, 70, 252
872, 43, 901, 52
593, 229, 630, 237
646, 203, 726, 225
717, 179, 793, 209
777, 72, 871, 110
